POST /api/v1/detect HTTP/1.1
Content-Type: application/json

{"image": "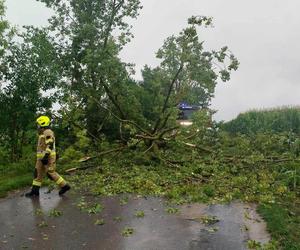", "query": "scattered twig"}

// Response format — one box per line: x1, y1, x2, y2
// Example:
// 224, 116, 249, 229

65, 146, 126, 173
178, 141, 214, 153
